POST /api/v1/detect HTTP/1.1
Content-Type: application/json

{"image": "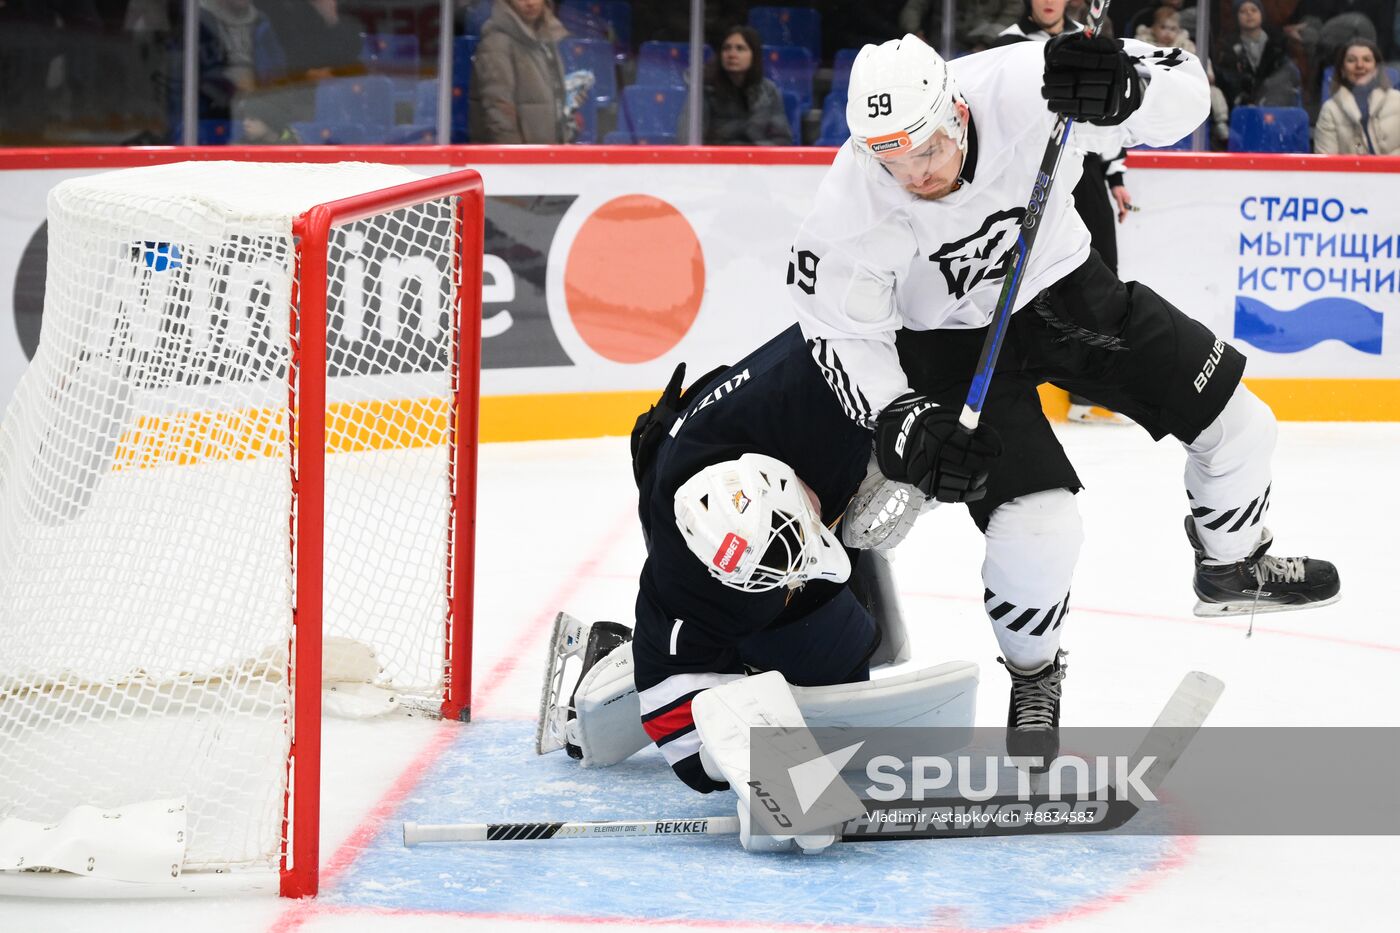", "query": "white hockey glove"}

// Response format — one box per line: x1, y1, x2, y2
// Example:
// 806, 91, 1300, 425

841, 454, 932, 550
